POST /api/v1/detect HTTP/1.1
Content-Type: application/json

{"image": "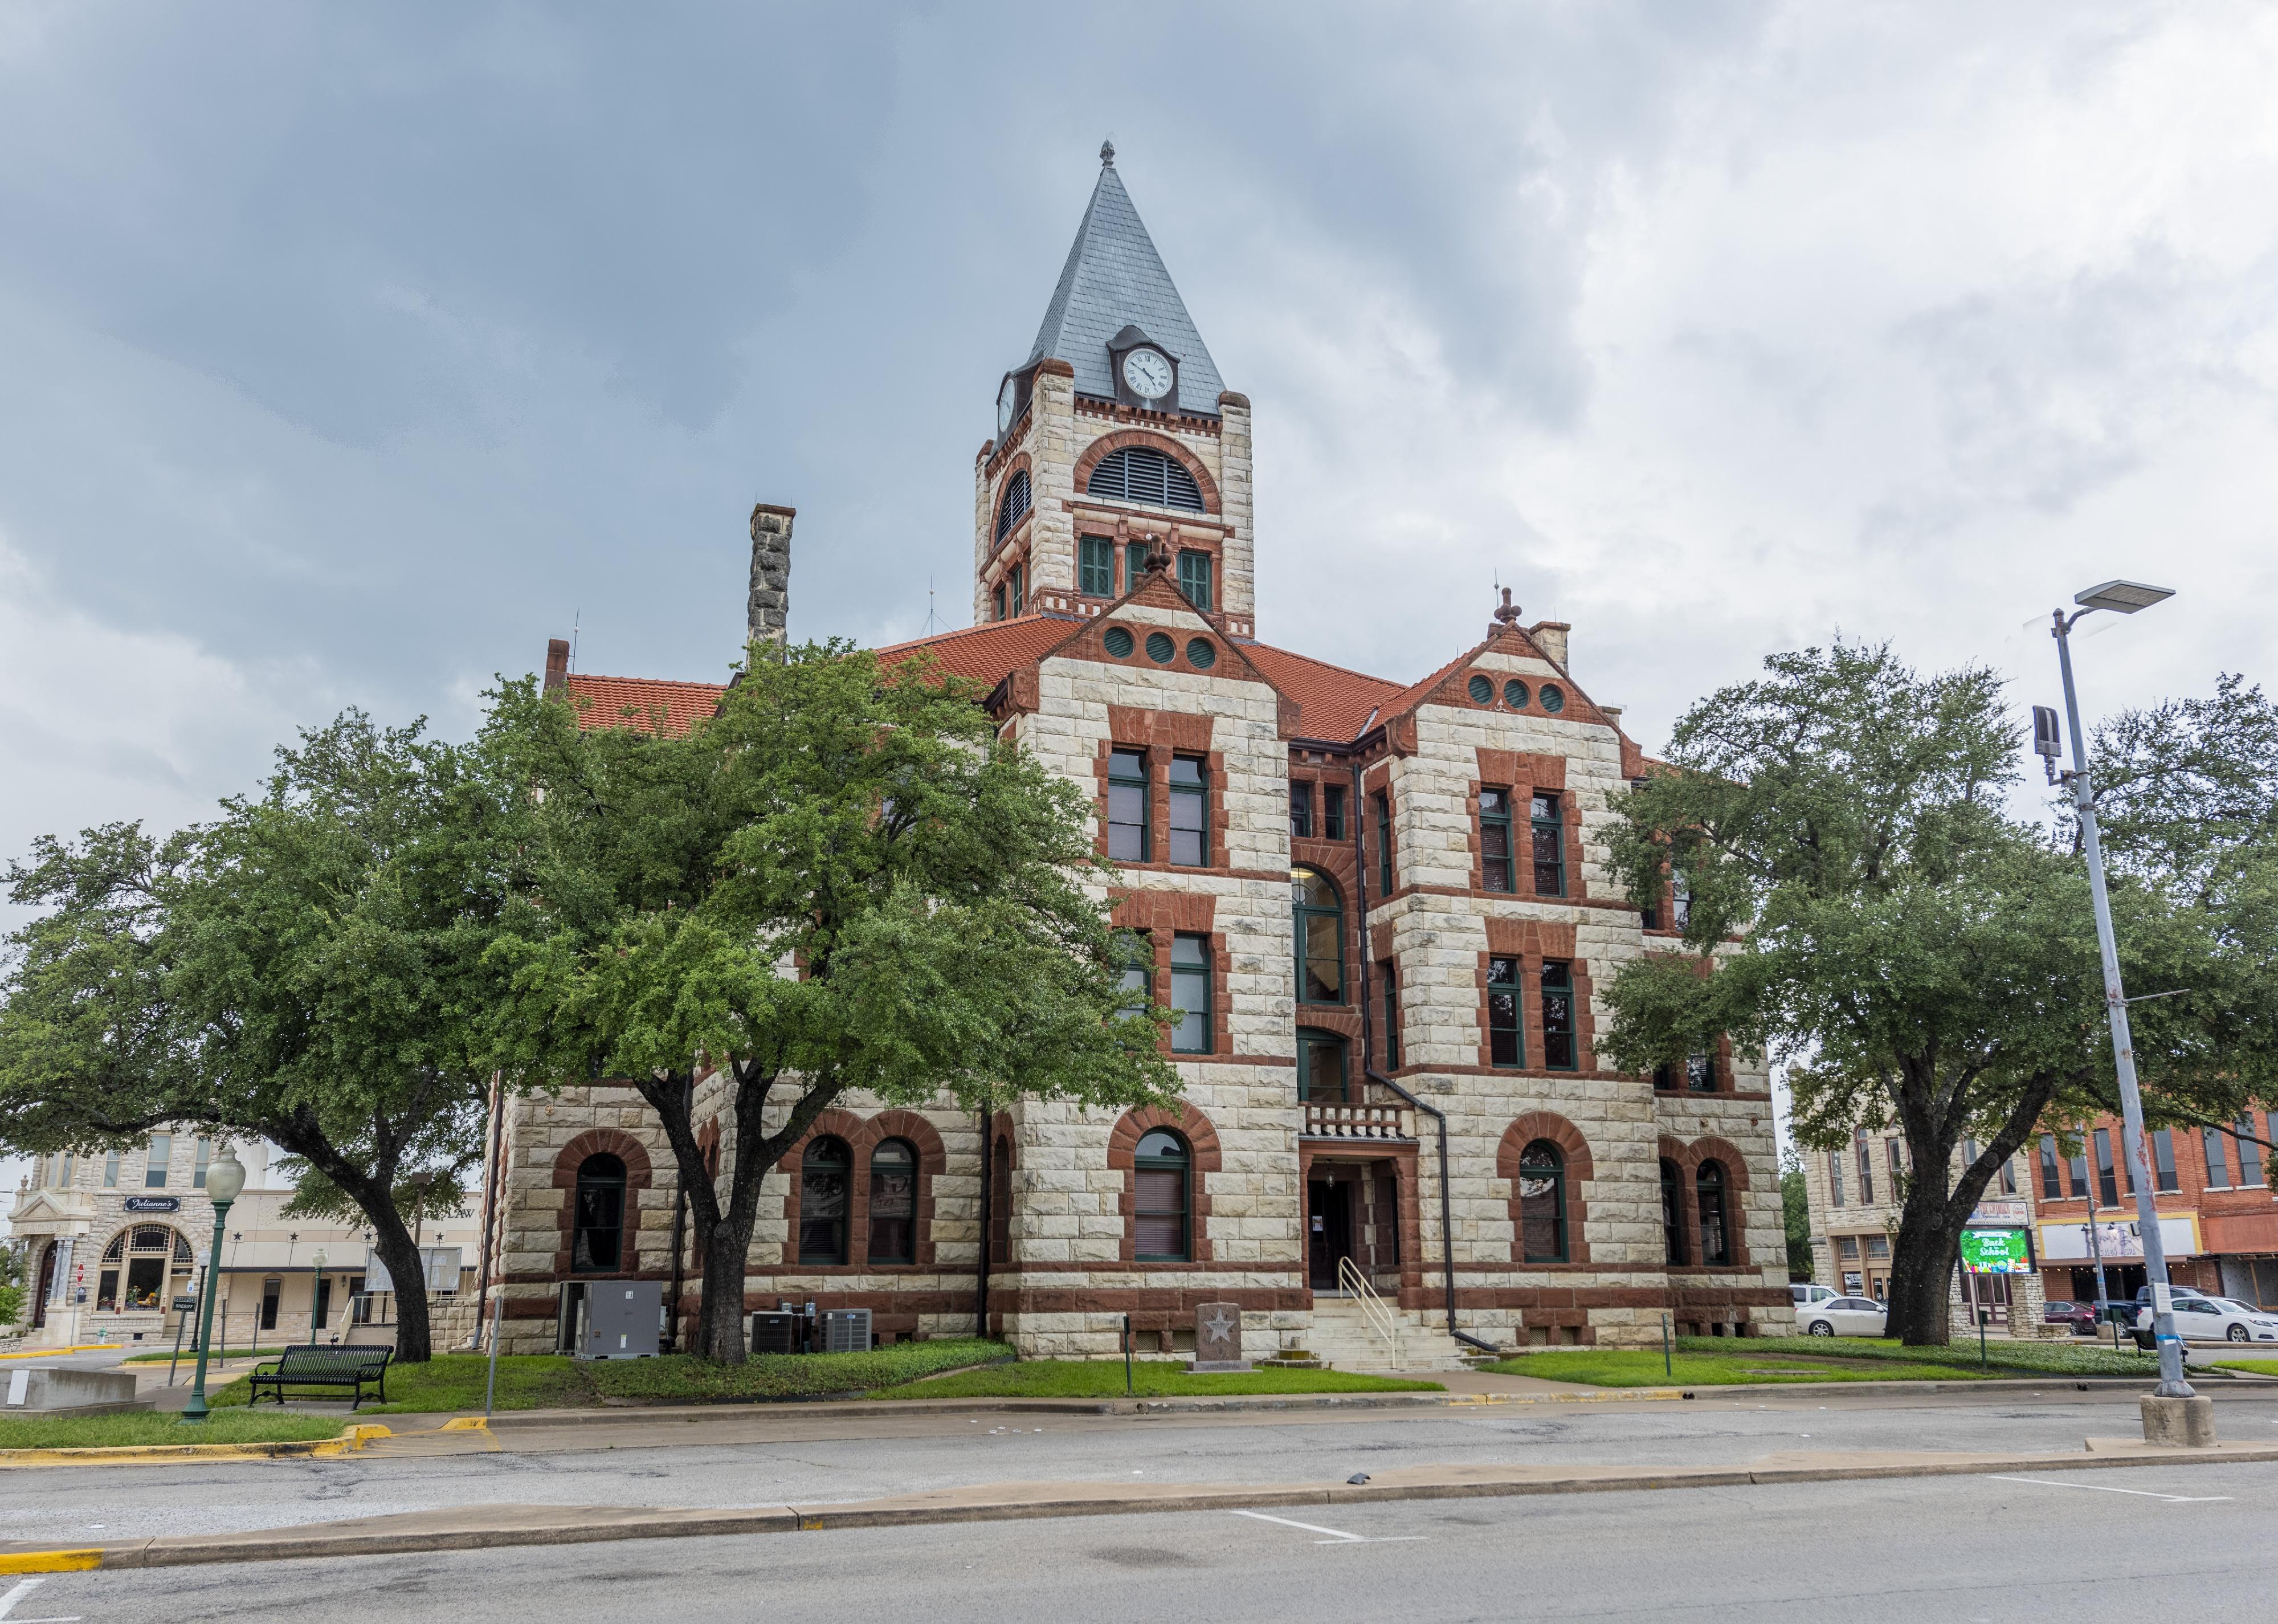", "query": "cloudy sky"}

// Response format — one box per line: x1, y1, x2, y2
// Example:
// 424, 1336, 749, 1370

3, 5, 2276, 1184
